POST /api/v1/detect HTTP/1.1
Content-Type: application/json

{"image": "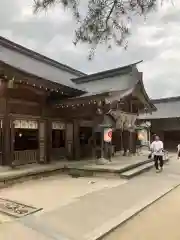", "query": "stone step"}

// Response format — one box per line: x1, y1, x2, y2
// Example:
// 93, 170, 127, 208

67, 159, 153, 175
119, 156, 171, 180
67, 160, 154, 179
120, 162, 154, 179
